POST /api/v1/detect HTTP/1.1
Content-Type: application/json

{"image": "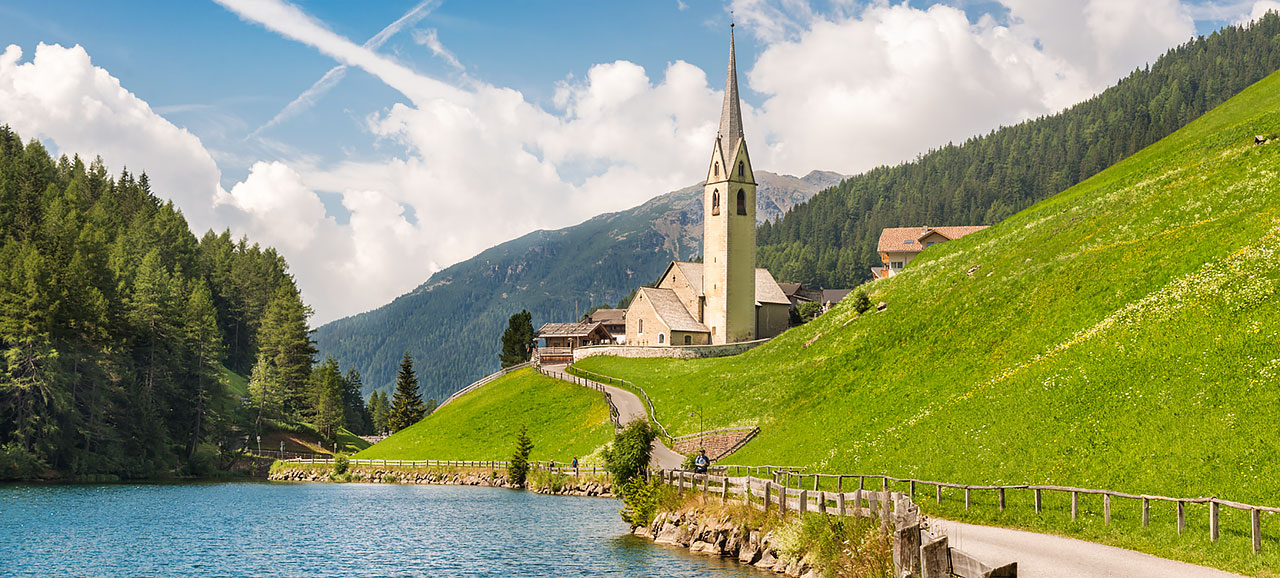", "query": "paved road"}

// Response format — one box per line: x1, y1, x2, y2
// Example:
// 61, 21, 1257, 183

932, 518, 1246, 578
542, 365, 684, 470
